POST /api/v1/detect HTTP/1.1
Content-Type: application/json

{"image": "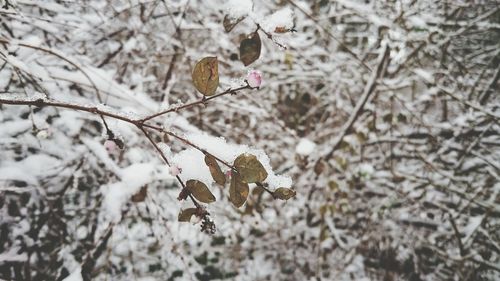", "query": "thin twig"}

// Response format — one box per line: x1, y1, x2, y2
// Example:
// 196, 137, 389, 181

323, 45, 390, 161
448, 213, 465, 256
286, 0, 373, 72
141, 84, 251, 122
